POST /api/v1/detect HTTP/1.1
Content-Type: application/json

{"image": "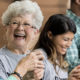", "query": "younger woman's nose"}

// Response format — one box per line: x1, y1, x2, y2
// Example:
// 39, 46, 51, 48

66, 41, 72, 48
